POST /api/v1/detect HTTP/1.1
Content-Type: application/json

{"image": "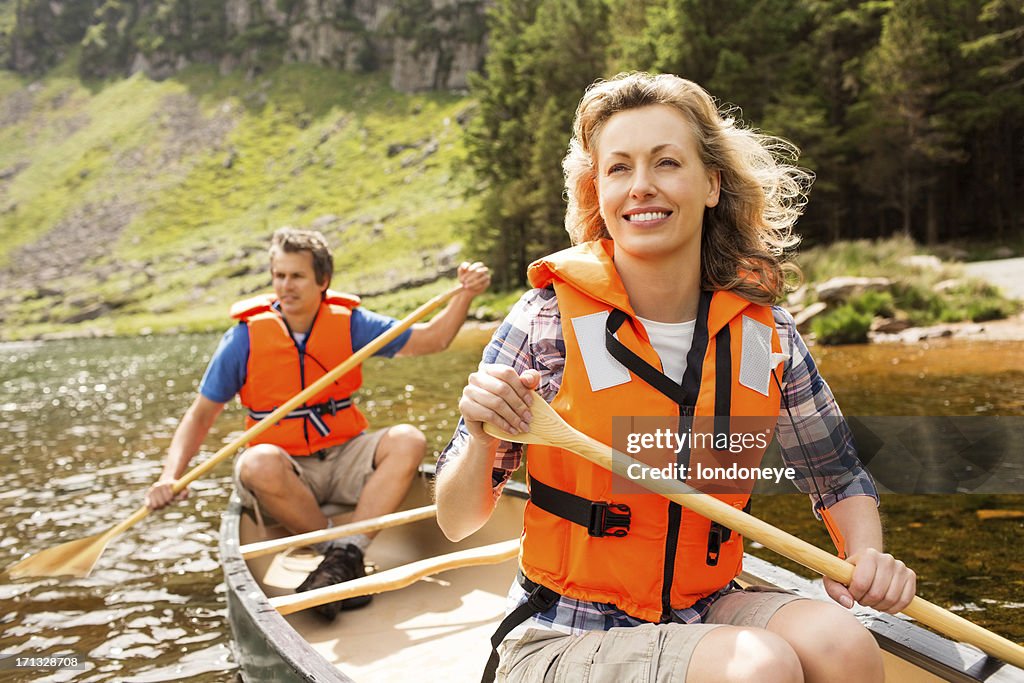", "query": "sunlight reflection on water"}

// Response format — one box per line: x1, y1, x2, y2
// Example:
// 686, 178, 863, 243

1, 329, 1021, 681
